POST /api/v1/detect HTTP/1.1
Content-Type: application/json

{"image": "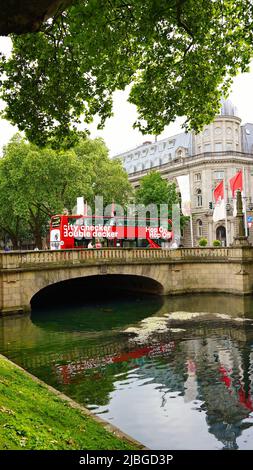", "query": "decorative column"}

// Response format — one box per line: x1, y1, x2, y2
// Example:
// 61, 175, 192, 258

232, 190, 251, 246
